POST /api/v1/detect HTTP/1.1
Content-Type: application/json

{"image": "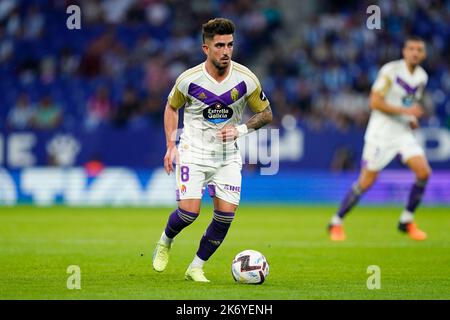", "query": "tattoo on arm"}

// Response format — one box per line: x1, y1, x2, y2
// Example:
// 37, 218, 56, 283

246, 106, 273, 131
